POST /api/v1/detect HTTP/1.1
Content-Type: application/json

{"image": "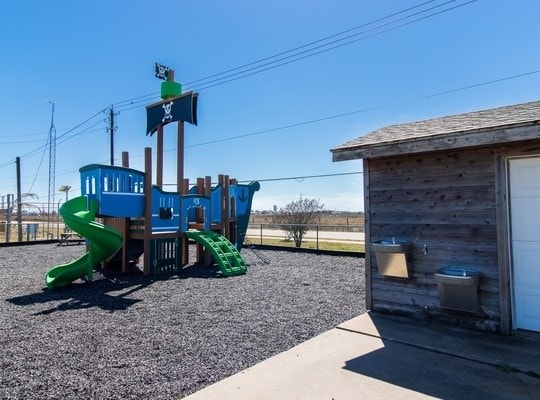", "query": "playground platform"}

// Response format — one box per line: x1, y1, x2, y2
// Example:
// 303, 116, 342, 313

184, 312, 540, 400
